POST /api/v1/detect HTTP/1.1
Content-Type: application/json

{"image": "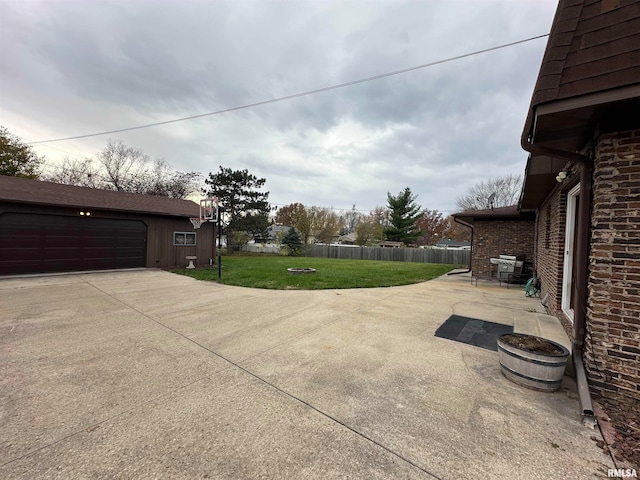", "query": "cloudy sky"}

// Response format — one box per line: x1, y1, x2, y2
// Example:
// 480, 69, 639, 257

1, 0, 558, 215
